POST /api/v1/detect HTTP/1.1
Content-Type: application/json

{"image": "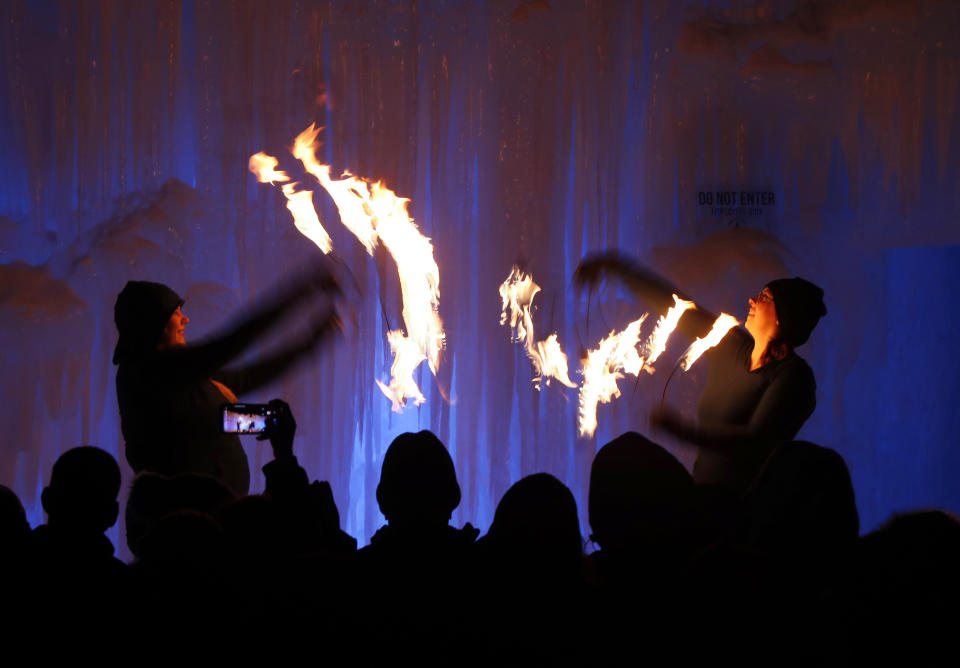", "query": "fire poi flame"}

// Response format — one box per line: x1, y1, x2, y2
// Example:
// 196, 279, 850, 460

679, 313, 740, 370
577, 315, 647, 438
535, 334, 577, 390
375, 330, 427, 411
498, 266, 577, 390
641, 294, 696, 368
251, 125, 445, 412
368, 179, 444, 395
249, 152, 333, 254
291, 125, 378, 255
